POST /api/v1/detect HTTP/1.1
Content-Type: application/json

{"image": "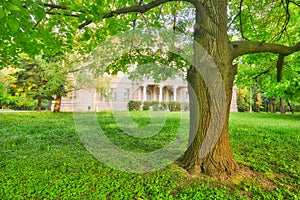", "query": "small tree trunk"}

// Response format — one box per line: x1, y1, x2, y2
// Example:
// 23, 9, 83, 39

273, 101, 277, 113
53, 95, 62, 112
37, 97, 42, 112
280, 98, 285, 114
254, 93, 261, 112
286, 99, 294, 114
271, 99, 276, 113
